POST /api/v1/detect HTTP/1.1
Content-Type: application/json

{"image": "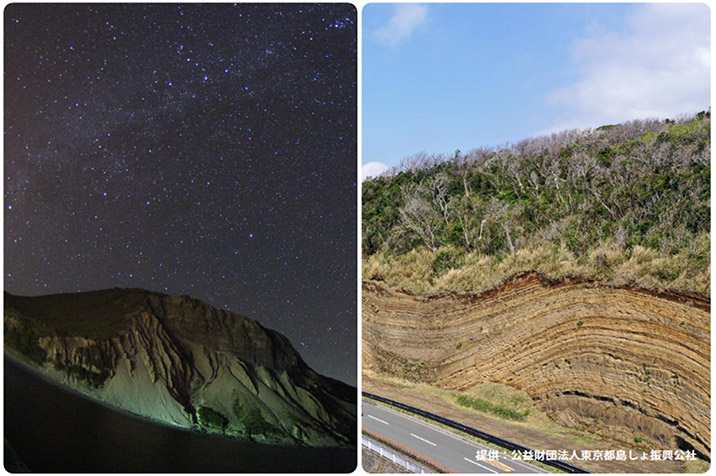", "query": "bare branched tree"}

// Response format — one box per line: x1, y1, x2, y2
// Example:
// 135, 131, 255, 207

398, 151, 444, 174
449, 194, 488, 250
528, 170, 540, 194
399, 185, 440, 253
486, 199, 521, 254
451, 150, 472, 197
431, 173, 451, 225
